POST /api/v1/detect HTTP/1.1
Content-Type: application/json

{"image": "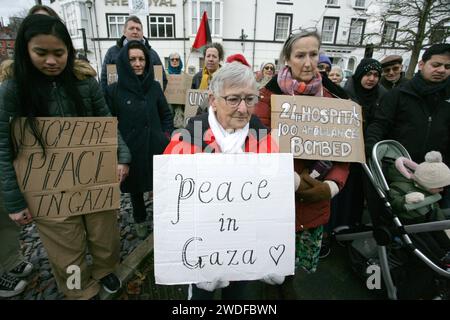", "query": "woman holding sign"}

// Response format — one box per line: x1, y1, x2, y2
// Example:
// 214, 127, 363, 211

0, 15, 131, 299
105, 41, 174, 240
254, 29, 349, 298
164, 62, 301, 300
